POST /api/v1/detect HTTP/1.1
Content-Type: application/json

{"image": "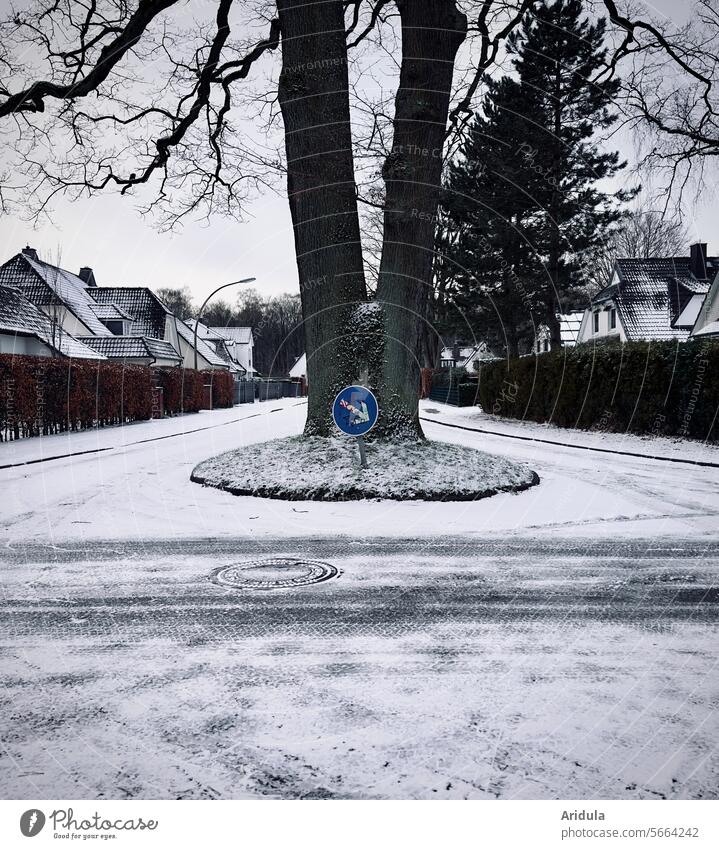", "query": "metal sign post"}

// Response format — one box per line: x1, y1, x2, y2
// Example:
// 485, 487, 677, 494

357, 436, 367, 468
332, 385, 379, 469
